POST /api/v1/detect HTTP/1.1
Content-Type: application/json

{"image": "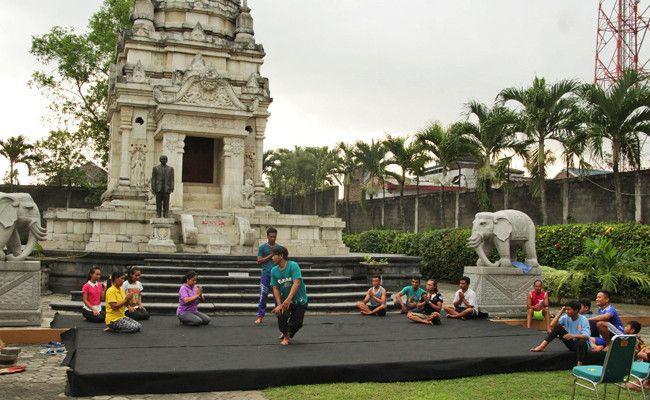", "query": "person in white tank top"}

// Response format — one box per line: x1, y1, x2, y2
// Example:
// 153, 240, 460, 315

356, 276, 387, 317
